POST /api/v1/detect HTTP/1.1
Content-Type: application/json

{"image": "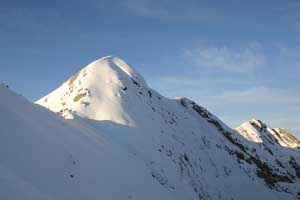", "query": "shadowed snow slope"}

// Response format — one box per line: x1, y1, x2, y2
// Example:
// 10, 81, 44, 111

1, 56, 300, 200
